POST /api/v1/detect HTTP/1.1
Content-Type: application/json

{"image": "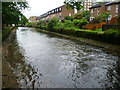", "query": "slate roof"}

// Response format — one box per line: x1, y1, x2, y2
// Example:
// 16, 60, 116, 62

89, 1, 120, 9
105, 1, 120, 6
